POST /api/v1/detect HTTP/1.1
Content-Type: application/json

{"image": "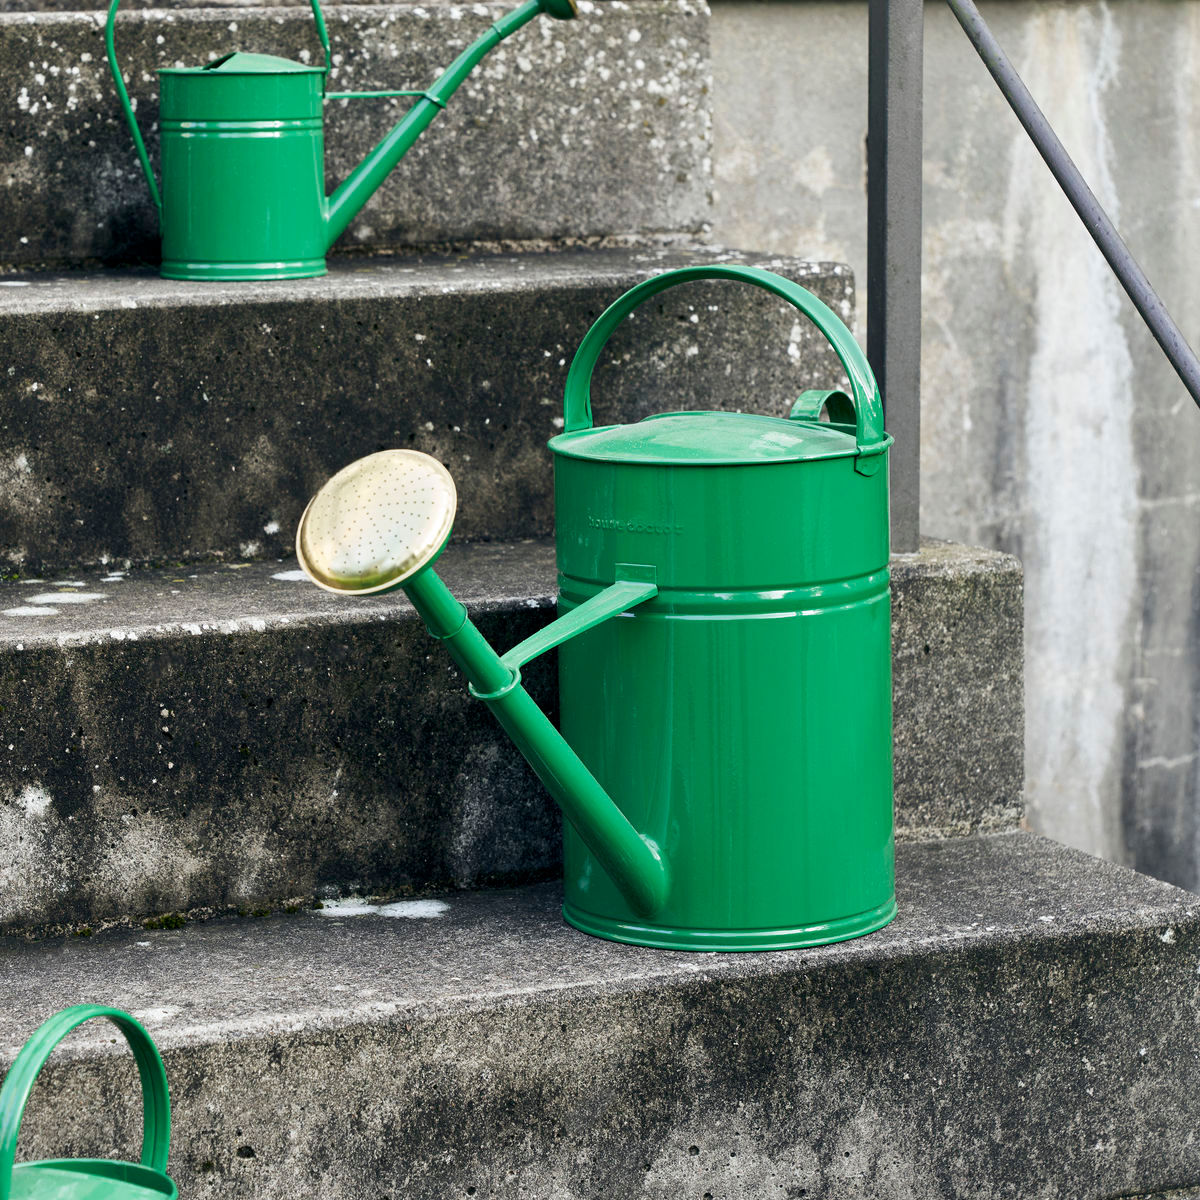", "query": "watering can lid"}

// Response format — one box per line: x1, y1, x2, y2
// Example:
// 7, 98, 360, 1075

549, 410, 858, 467
160, 51, 324, 75
9, 1161, 177, 1200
